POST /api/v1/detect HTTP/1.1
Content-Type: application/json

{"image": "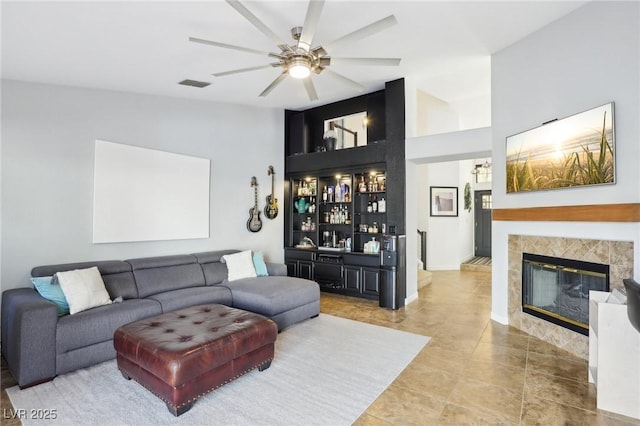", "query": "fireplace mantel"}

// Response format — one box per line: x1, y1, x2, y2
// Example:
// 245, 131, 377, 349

494, 203, 640, 222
